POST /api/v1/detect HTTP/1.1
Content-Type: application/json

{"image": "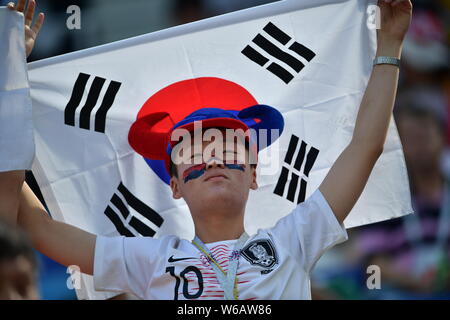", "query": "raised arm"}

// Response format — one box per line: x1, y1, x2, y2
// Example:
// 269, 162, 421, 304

17, 183, 96, 275
319, 0, 413, 224
3, 1, 95, 276
0, 1, 44, 224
